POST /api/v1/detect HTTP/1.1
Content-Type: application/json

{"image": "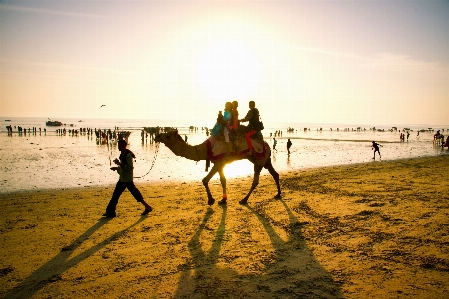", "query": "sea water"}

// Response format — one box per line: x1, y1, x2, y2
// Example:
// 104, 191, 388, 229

1, 117, 448, 194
